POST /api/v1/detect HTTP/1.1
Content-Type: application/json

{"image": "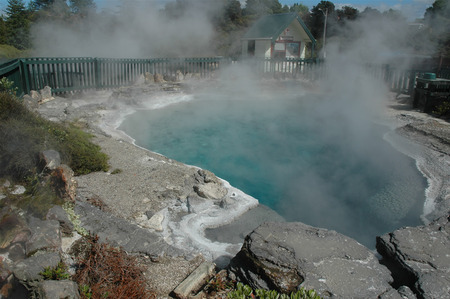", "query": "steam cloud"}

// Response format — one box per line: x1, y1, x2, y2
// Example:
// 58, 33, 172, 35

31, 0, 225, 58
30, 0, 435, 248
